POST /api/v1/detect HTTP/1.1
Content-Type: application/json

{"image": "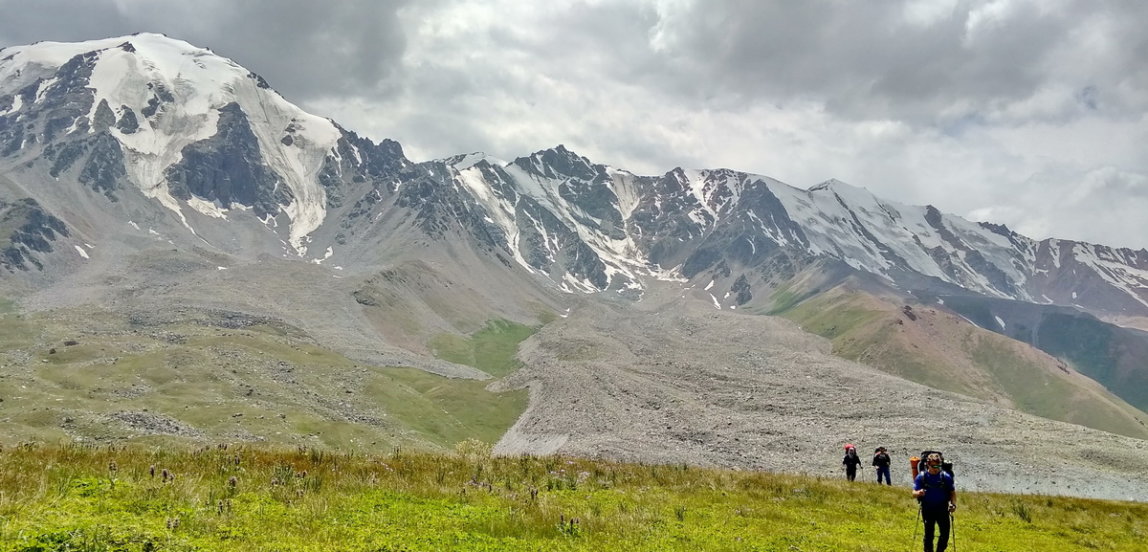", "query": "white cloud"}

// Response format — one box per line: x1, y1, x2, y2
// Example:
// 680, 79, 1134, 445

901, 0, 961, 28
